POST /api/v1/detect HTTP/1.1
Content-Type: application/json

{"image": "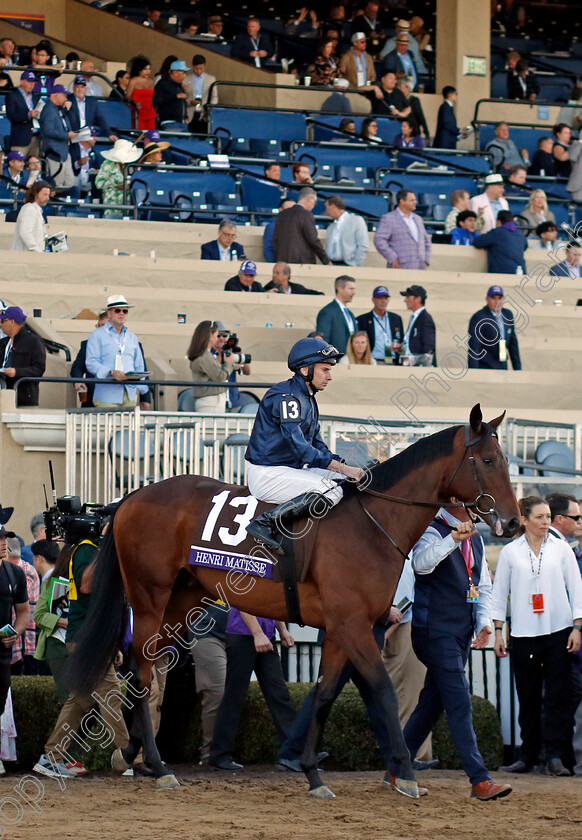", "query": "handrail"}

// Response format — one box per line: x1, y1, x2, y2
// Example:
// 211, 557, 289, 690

472, 97, 579, 126
207, 80, 378, 116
